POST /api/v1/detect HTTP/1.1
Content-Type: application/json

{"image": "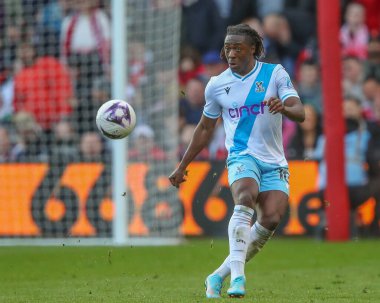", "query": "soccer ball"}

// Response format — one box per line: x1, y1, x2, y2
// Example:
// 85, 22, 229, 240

96, 99, 136, 139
